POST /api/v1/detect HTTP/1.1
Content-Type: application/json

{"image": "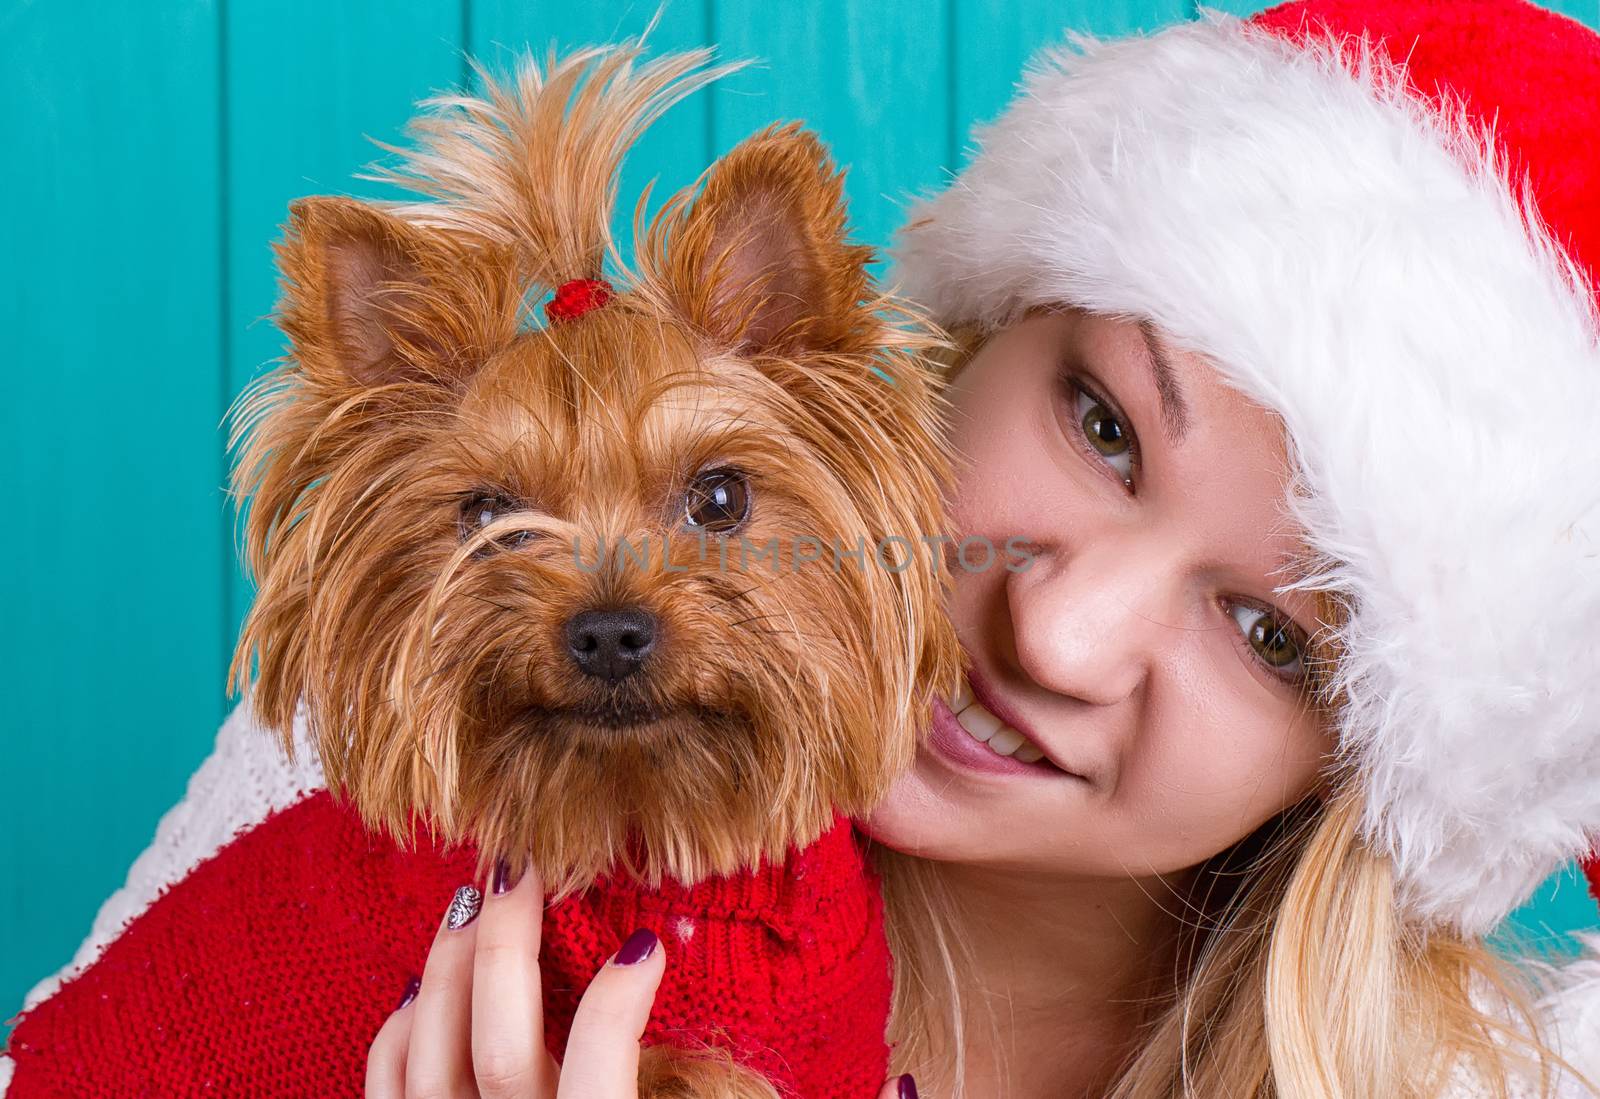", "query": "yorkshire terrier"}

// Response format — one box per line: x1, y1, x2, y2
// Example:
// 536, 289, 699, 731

228, 41, 961, 1098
